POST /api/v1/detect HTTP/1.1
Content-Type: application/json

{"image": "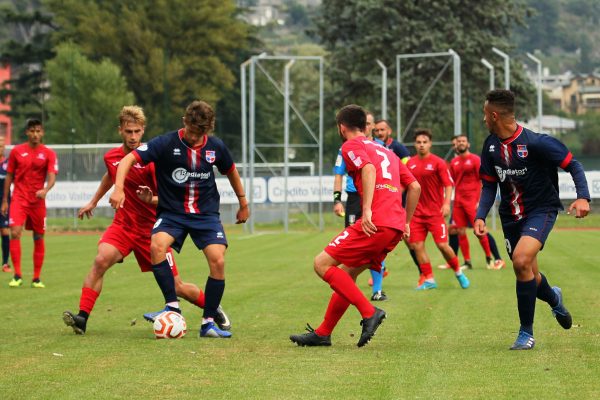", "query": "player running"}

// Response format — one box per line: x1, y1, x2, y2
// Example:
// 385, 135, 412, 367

475, 89, 590, 350
290, 104, 420, 347
0, 135, 11, 273
63, 106, 230, 335
1, 119, 57, 288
